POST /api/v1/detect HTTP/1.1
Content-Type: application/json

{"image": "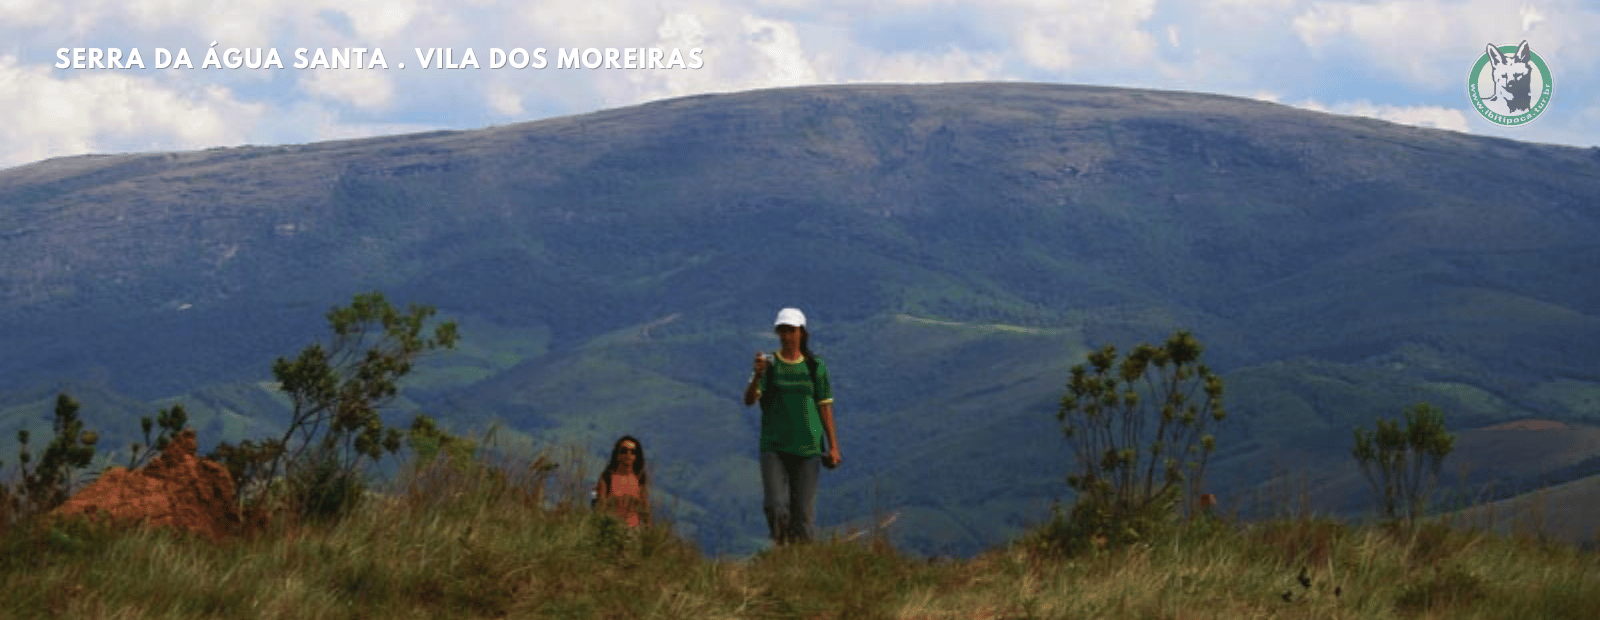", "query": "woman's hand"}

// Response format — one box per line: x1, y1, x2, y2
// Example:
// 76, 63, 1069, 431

824, 447, 842, 469
743, 352, 767, 407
